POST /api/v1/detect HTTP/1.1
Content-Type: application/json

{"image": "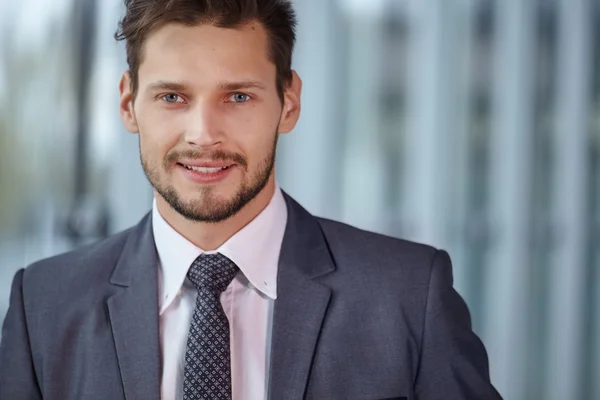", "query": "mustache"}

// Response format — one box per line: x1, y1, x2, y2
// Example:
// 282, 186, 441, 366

165, 149, 248, 168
